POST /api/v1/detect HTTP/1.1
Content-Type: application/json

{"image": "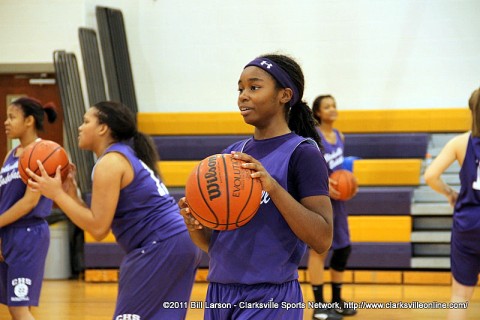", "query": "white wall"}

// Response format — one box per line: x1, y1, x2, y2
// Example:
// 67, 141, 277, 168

0, 0, 84, 63
1, 0, 479, 112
